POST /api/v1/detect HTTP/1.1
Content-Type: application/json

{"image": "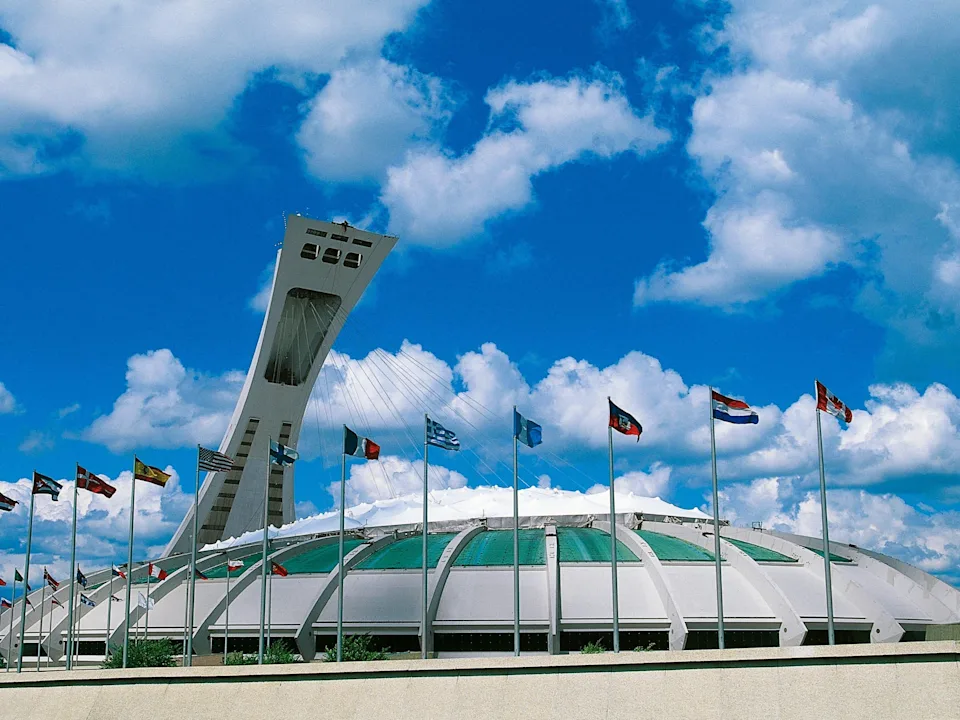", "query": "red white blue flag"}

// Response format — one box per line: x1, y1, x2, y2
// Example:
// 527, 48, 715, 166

712, 391, 759, 425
